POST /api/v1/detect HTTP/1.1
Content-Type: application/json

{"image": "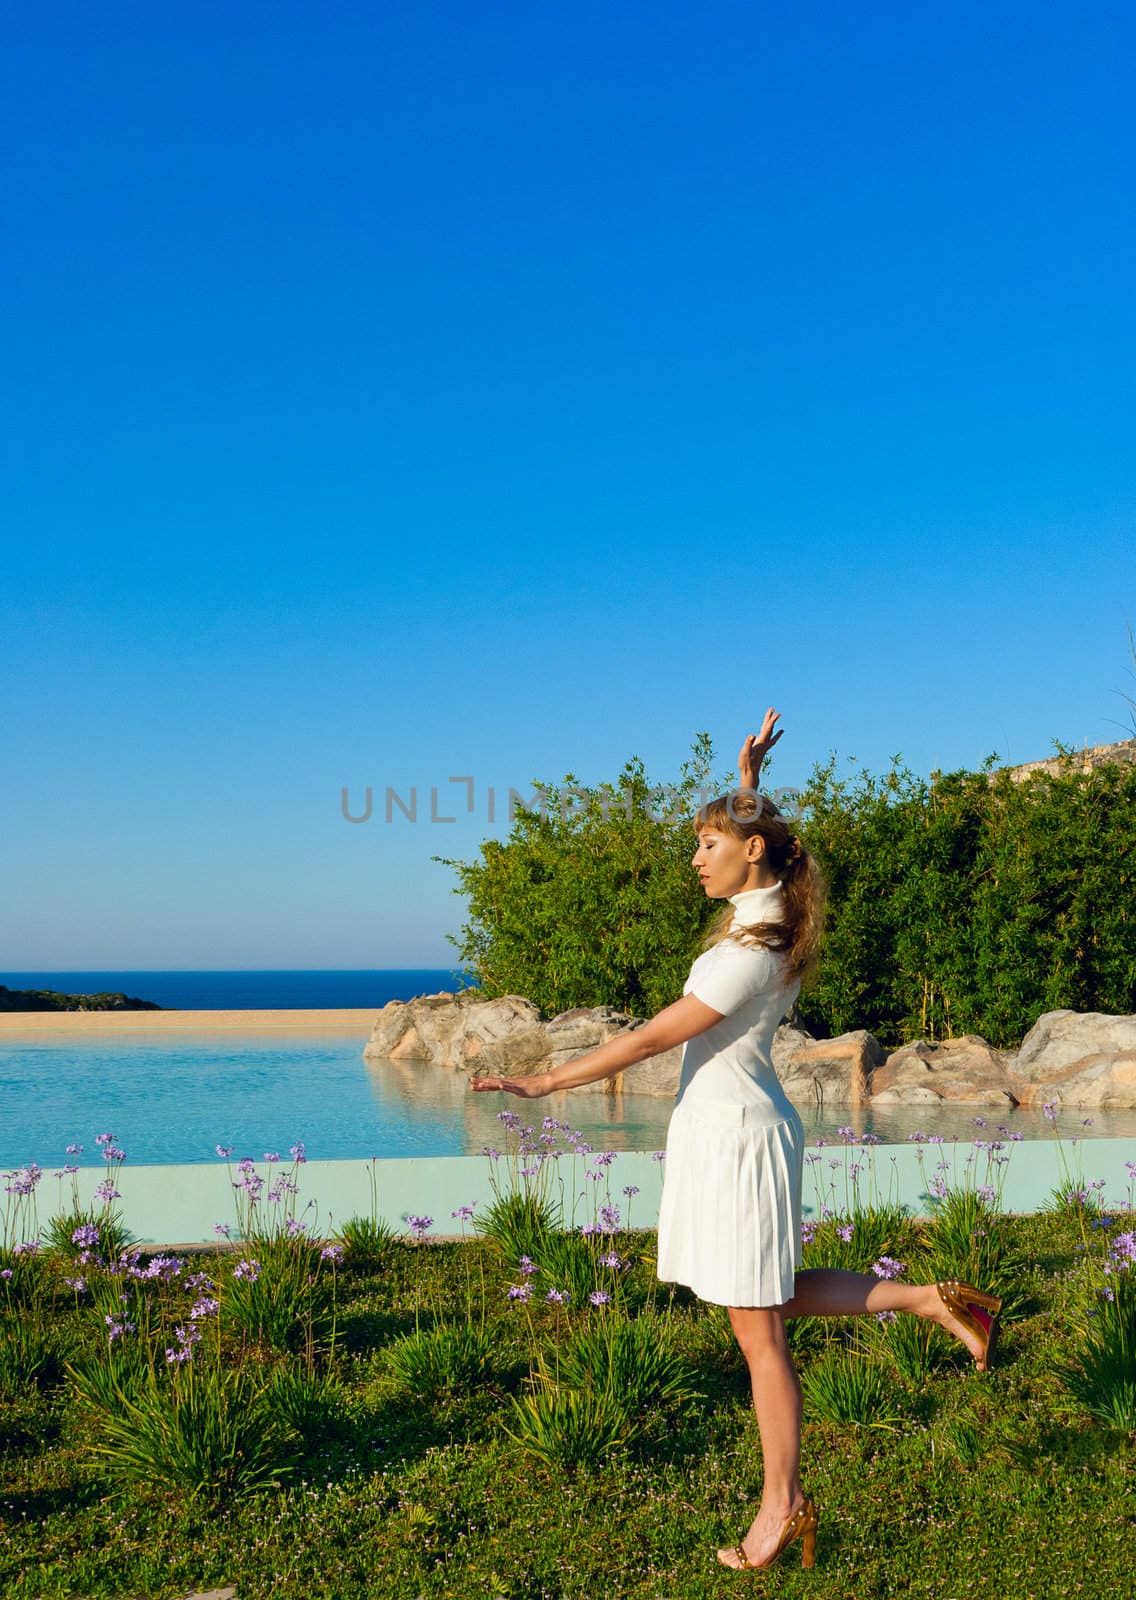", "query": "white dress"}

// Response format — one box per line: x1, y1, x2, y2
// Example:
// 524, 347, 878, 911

655, 882, 804, 1308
